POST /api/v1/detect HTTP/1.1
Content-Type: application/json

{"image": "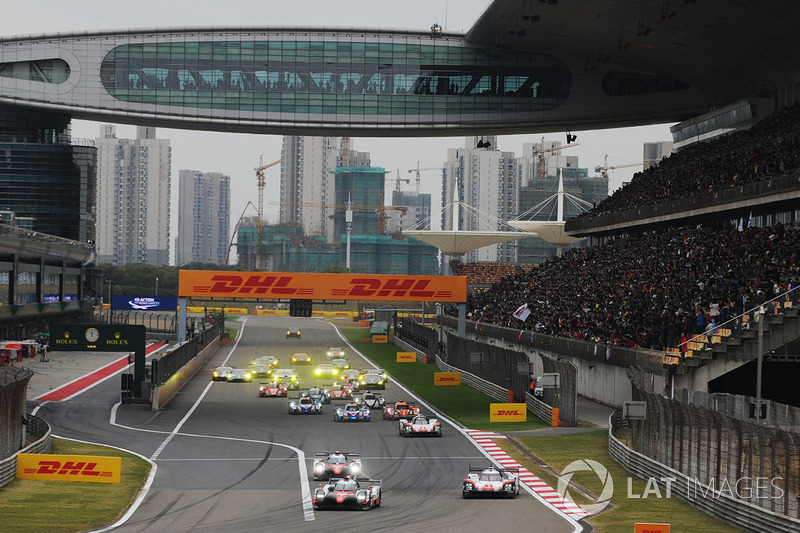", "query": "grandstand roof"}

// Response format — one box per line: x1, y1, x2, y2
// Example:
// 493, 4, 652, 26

506, 221, 581, 247
403, 230, 537, 256
467, 1, 800, 125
